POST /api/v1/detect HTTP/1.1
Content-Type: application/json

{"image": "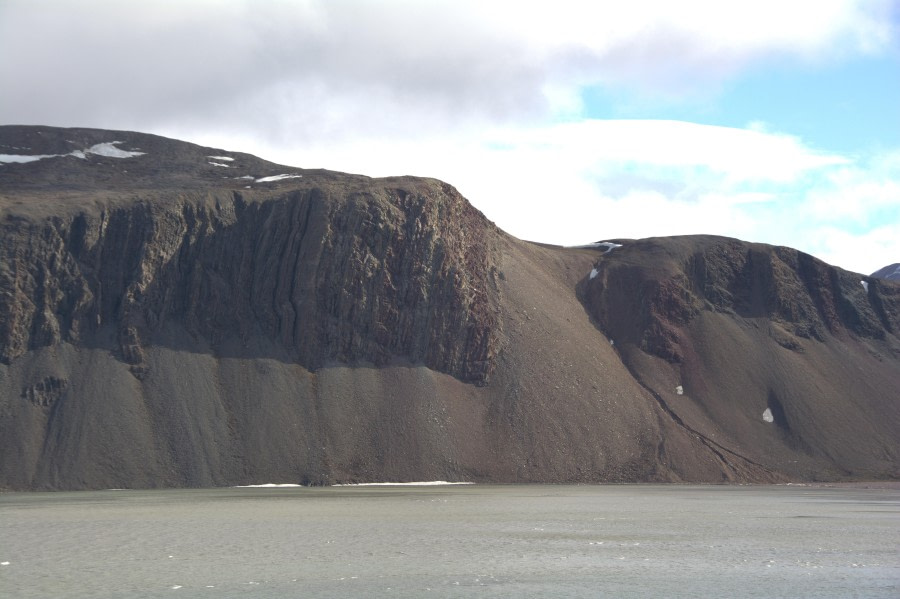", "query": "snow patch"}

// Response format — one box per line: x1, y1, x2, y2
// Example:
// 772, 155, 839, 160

0, 154, 58, 163
675, 385, 683, 395
86, 141, 145, 158
256, 173, 302, 183
235, 483, 303, 488
762, 408, 774, 423
596, 241, 622, 253
208, 162, 230, 168
572, 241, 623, 253
236, 175, 255, 180
0, 141, 144, 165
860, 280, 869, 292
1, 562, 10, 566
207, 155, 234, 161
589, 268, 599, 280
333, 481, 474, 486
